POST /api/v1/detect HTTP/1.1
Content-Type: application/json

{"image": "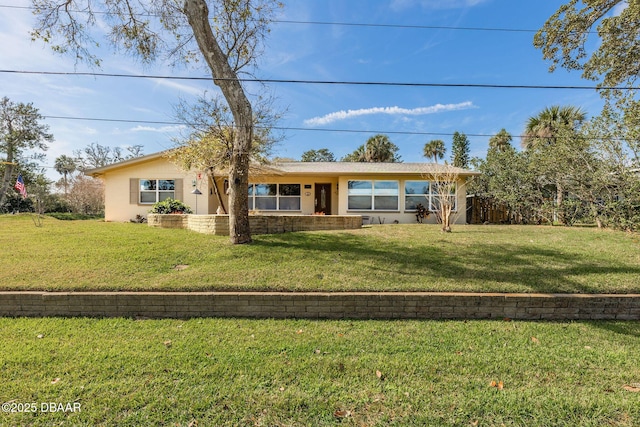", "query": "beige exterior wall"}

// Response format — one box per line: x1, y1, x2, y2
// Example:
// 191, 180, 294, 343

100, 158, 210, 222
337, 175, 470, 225
97, 157, 473, 225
